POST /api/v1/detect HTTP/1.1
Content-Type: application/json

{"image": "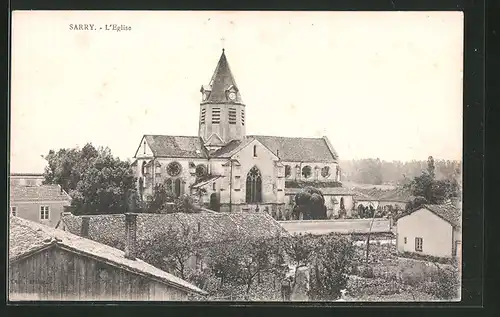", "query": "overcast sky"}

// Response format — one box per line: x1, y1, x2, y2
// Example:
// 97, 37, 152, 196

10, 11, 464, 173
